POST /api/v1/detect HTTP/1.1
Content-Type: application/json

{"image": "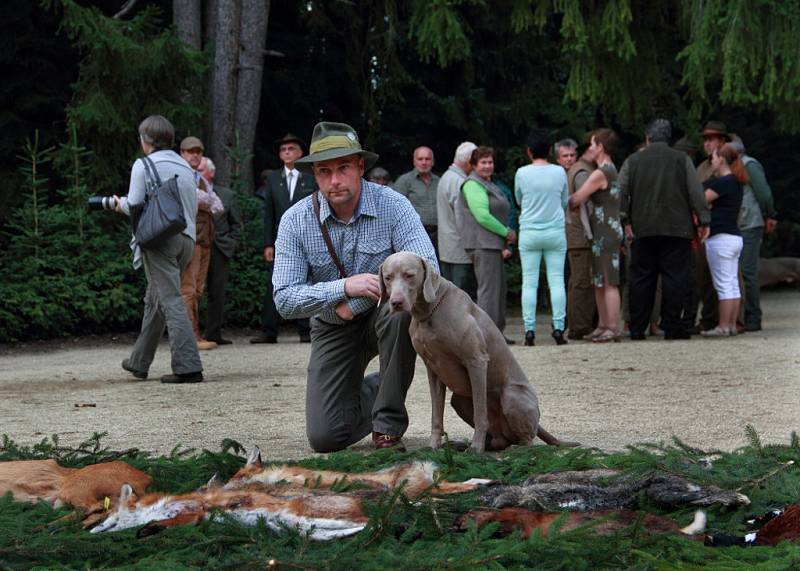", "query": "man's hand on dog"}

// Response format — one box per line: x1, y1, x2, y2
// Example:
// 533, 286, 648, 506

345, 273, 381, 301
